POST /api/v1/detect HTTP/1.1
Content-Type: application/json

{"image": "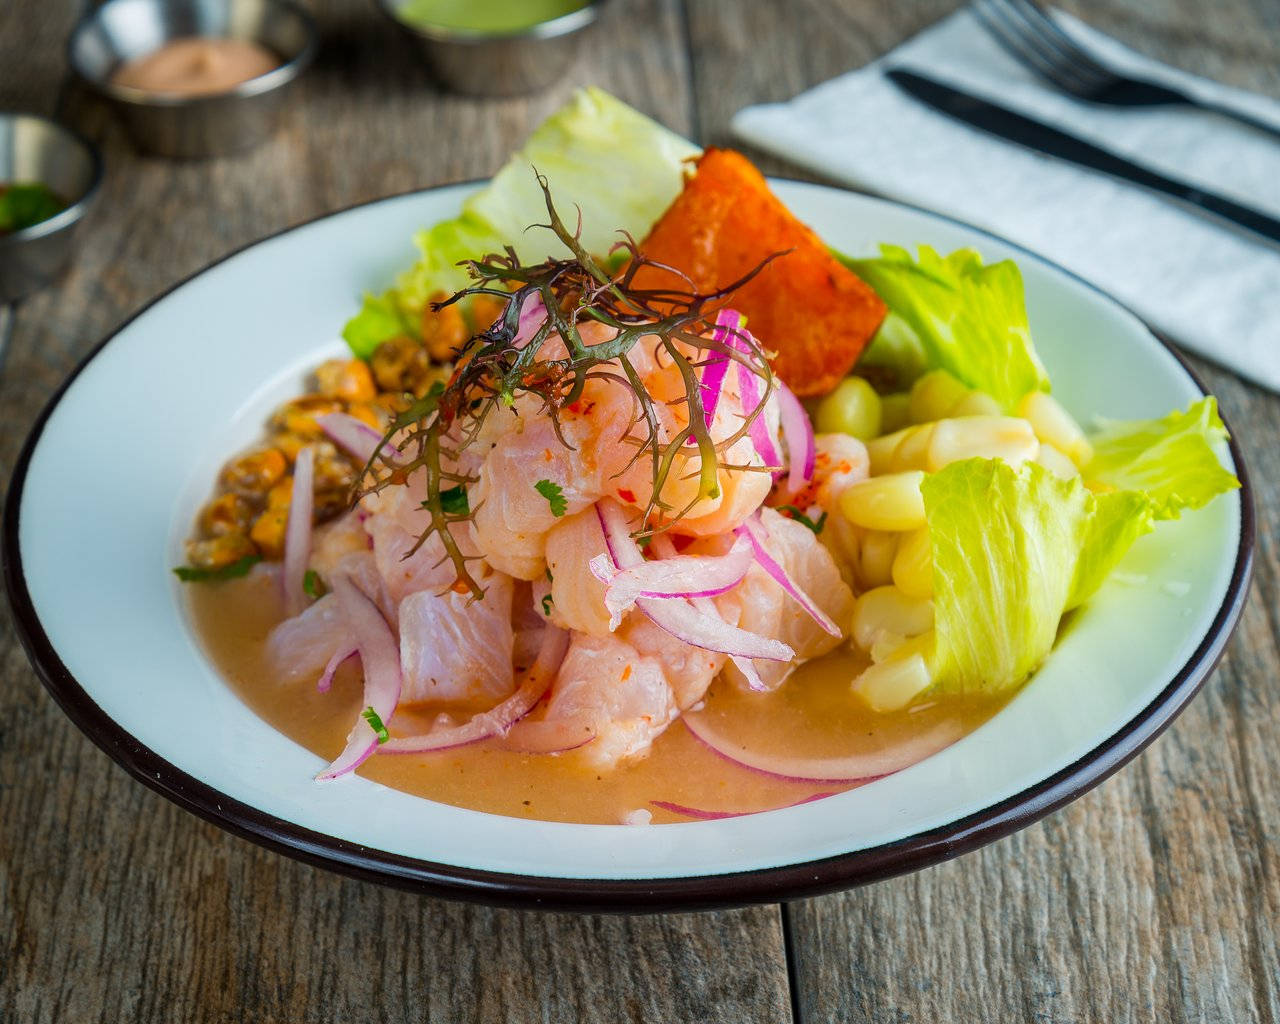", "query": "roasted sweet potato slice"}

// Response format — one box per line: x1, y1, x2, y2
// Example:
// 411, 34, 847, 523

633, 148, 886, 396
